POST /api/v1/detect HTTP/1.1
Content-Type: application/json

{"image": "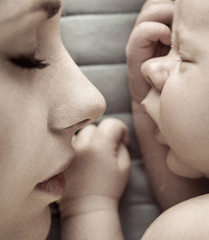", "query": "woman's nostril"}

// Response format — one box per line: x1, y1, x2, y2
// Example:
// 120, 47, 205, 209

76, 119, 91, 130
70, 119, 91, 134
74, 119, 91, 135
79, 119, 90, 126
